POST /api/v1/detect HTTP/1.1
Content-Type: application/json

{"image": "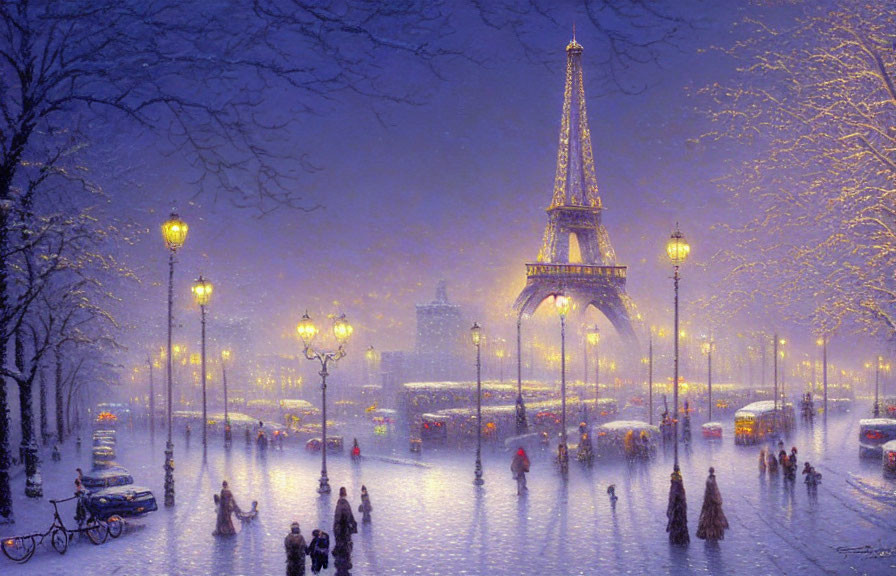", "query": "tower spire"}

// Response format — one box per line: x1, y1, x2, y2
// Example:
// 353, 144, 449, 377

552, 36, 598, 209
